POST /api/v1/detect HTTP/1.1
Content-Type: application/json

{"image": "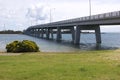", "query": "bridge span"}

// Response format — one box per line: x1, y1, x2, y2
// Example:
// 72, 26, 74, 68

24, 11, 120, 44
